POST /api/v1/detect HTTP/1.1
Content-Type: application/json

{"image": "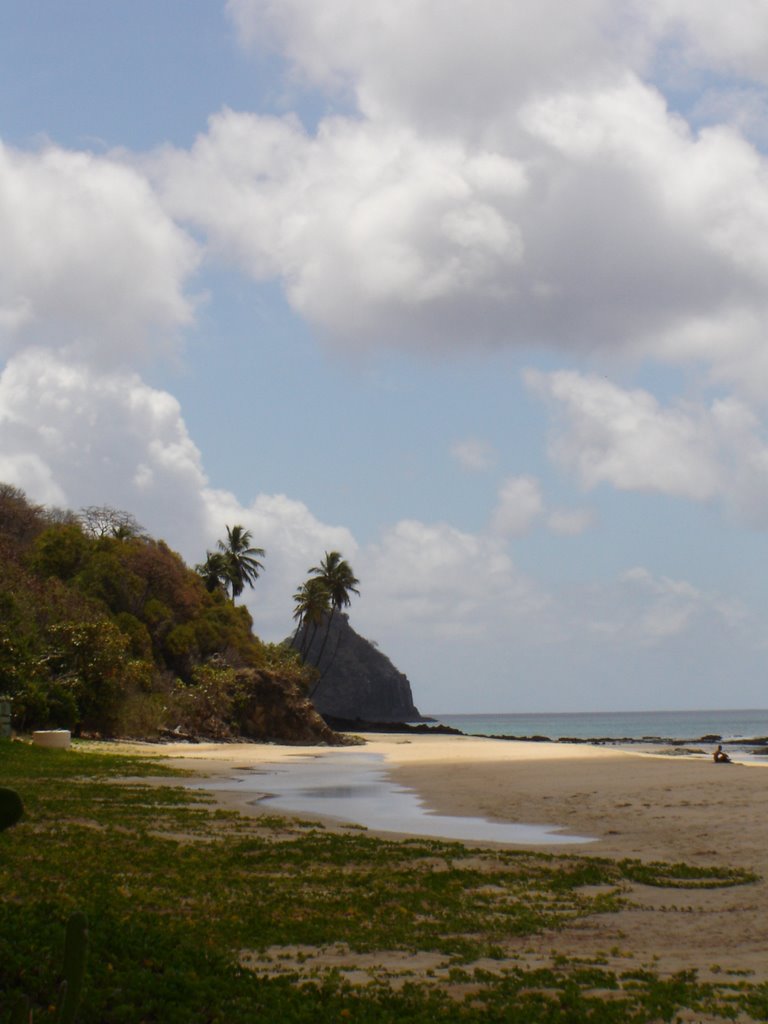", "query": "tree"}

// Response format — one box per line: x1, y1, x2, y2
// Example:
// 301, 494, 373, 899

196, 551, 230, 595
30, 523, 91, 581
308, 550, 360, 617
79, 506, 145, 541
305, 551, 359, 686
216, 525, 265, 603
40, 620, 134, 735
0, 484, 46, 545
291, 577, 331, 658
